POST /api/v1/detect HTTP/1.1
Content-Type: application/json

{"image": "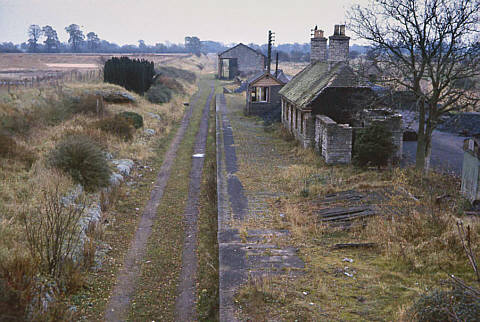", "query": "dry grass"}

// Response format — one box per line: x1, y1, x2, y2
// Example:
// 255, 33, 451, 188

0, 54, 210, 319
